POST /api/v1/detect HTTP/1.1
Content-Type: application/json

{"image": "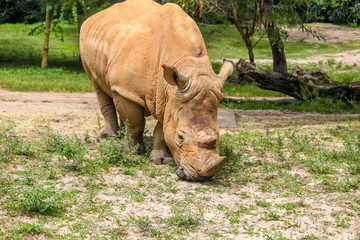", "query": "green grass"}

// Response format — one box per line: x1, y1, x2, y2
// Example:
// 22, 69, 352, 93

0, 23, 92, 92
220, 96, 360, 113
1, 22, 360, 97
0, 66, 92, 92
199, 24, 360, 61
223, 83, 287, 97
